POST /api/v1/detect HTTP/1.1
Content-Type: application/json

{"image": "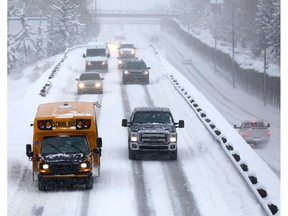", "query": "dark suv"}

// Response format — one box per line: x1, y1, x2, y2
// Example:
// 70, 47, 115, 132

122, 107, 184, 160
122, 59, 150, 84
